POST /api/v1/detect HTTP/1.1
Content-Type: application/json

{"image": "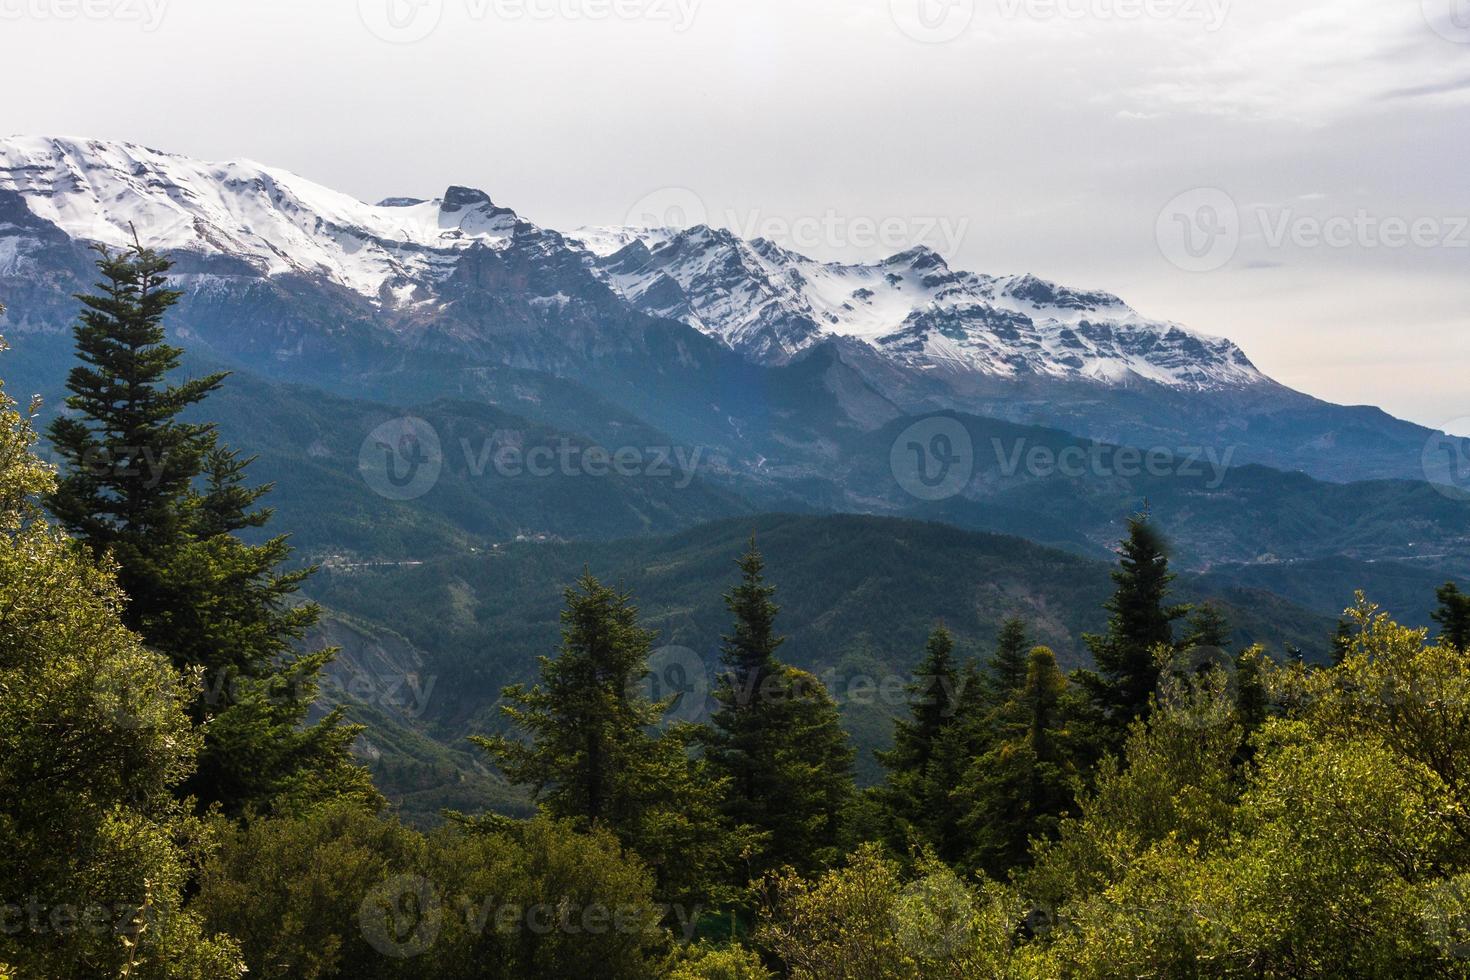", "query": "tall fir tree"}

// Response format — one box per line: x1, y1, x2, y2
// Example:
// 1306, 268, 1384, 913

878, 627, 961, 775
989, 618, 1031, 705
46, 244, 376, 817
952, 657, 989, 731
875, 627, 987, 865
1433, 582, 1470, 652
705, 538, 854, 877
957, 646, 1077, 877
771, 666, 857, 873
479, 571, 737, 905
483, 572, 666, 829
706, 538, 786, 827
47, 243, 225, 625
1078, 512, 1187, 739
920, 711, 984, 866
